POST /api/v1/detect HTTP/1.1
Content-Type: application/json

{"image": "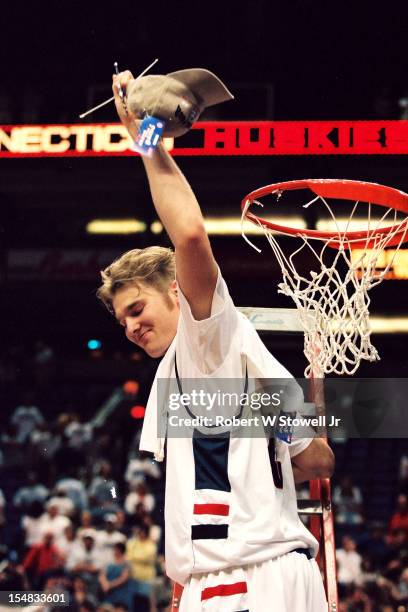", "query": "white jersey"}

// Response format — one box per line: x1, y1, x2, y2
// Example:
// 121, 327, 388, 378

140, 270, 318, 585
